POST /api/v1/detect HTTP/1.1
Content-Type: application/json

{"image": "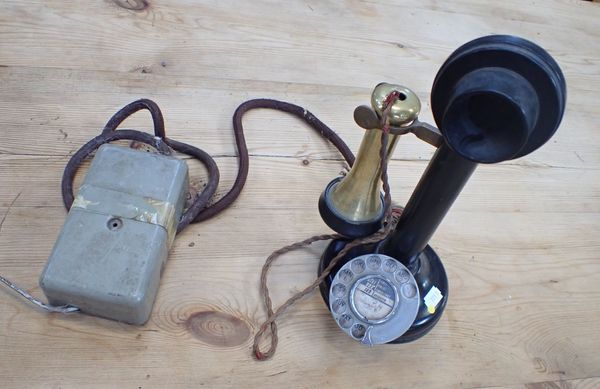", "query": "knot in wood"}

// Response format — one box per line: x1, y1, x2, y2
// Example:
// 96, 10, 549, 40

186, 311, 251, 348
113, 0, 150, 11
